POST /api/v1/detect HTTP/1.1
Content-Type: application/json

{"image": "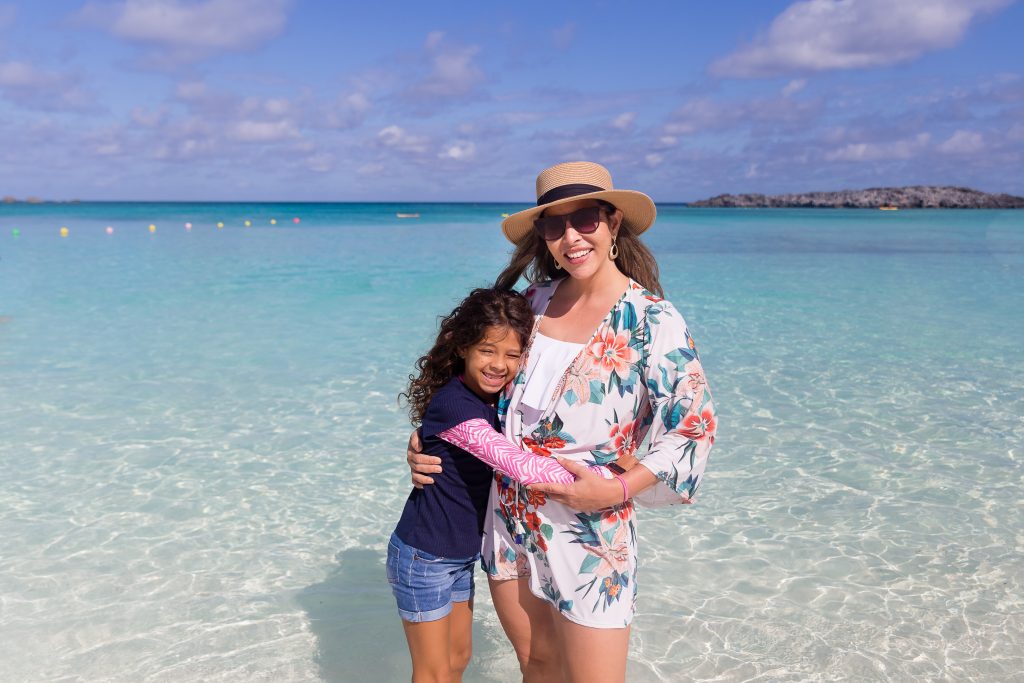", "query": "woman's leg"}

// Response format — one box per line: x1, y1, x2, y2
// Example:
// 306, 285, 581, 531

550, 615, 630, 683
489, 577, 565, 683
